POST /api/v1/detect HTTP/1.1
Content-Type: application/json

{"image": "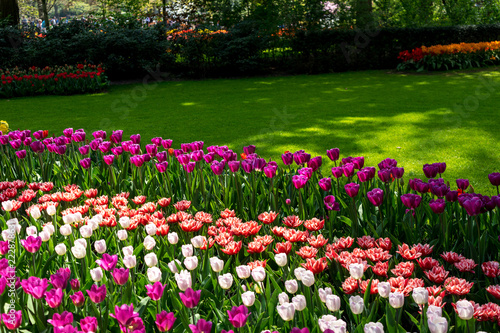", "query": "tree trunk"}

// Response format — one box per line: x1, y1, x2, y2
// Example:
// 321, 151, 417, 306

0, 0, 20, 26
162, 0, 166, 26
355, 0, 373, 27
41, 0, 50, 28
